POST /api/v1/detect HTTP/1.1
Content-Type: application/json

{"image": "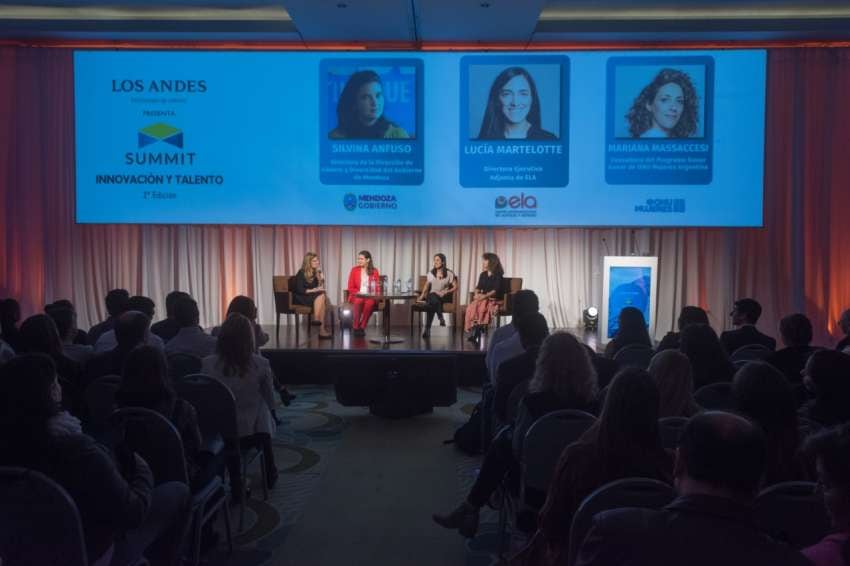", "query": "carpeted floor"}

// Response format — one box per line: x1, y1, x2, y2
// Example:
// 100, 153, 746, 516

202, 385, 504, 566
